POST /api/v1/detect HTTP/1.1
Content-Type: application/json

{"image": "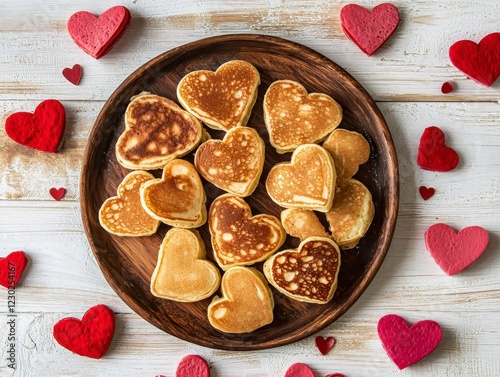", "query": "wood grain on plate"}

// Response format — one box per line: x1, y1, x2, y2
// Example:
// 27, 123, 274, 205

80, 34, 399, 350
